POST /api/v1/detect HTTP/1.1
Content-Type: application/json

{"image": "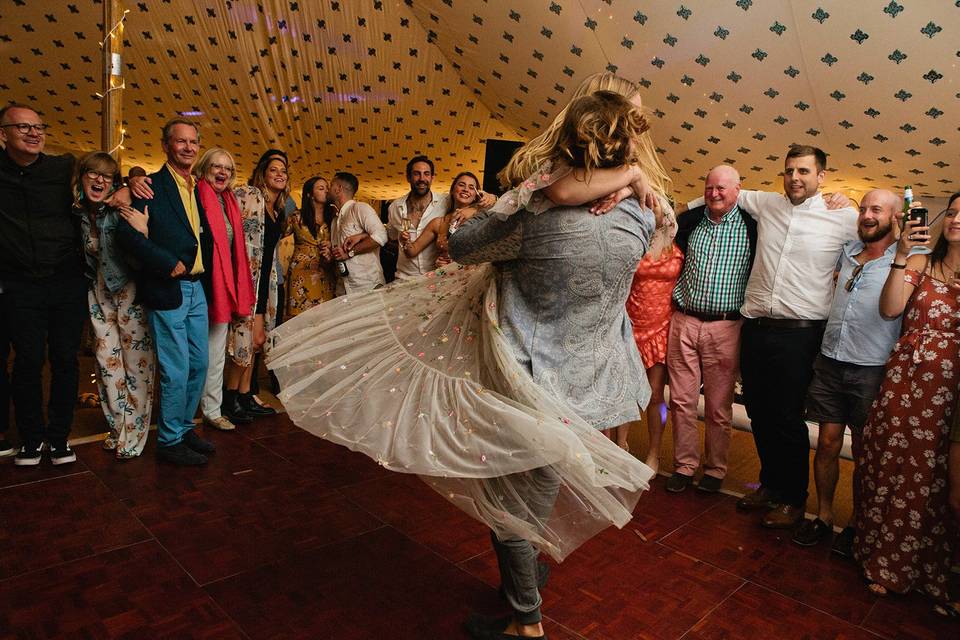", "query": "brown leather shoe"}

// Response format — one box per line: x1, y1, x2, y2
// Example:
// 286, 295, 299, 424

761, 504, 804, 529
736, 486, 778, 511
